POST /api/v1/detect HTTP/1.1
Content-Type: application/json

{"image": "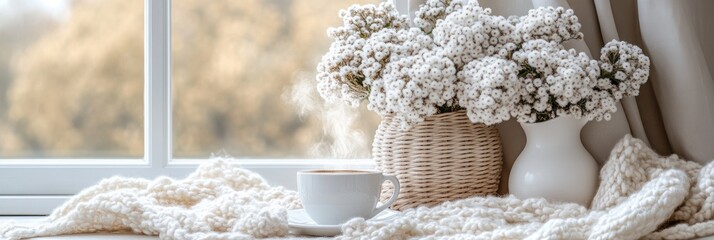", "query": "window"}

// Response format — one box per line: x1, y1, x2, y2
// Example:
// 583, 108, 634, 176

171, 0, 380, 159
0, 0, 375, 215
0, 0, 143, 158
